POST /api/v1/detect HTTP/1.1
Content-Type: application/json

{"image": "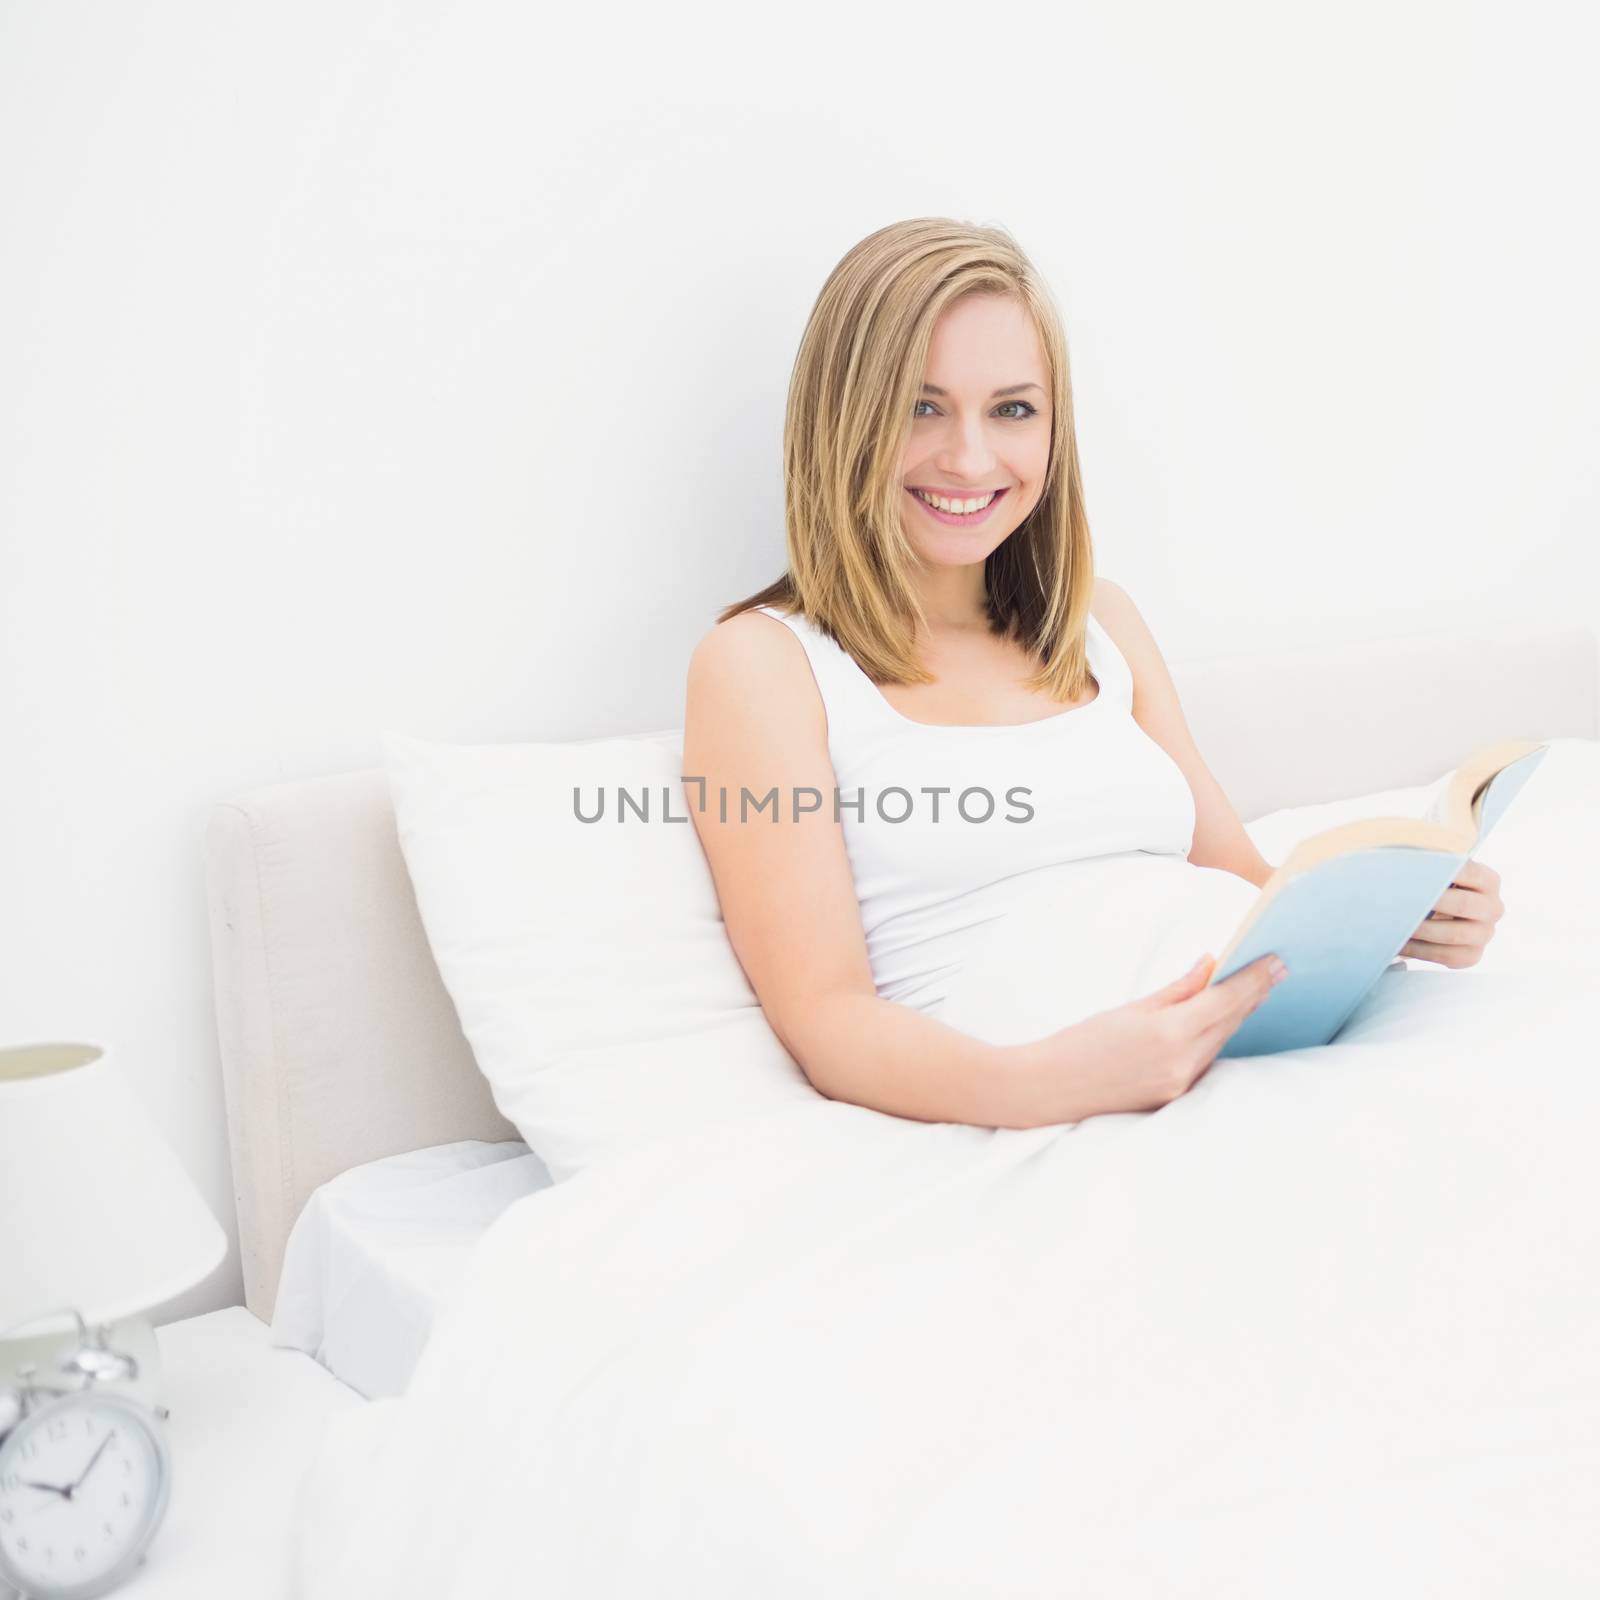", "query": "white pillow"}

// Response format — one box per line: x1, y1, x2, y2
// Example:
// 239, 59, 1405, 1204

383, 730, 817, 1183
